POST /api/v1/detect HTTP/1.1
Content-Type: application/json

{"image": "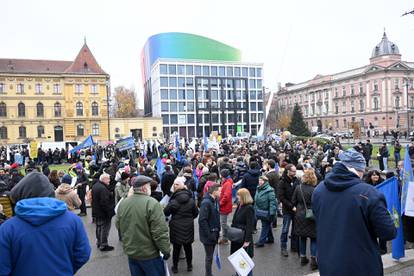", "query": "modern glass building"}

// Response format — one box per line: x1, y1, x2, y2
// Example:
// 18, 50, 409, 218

141, 32, 264, 139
